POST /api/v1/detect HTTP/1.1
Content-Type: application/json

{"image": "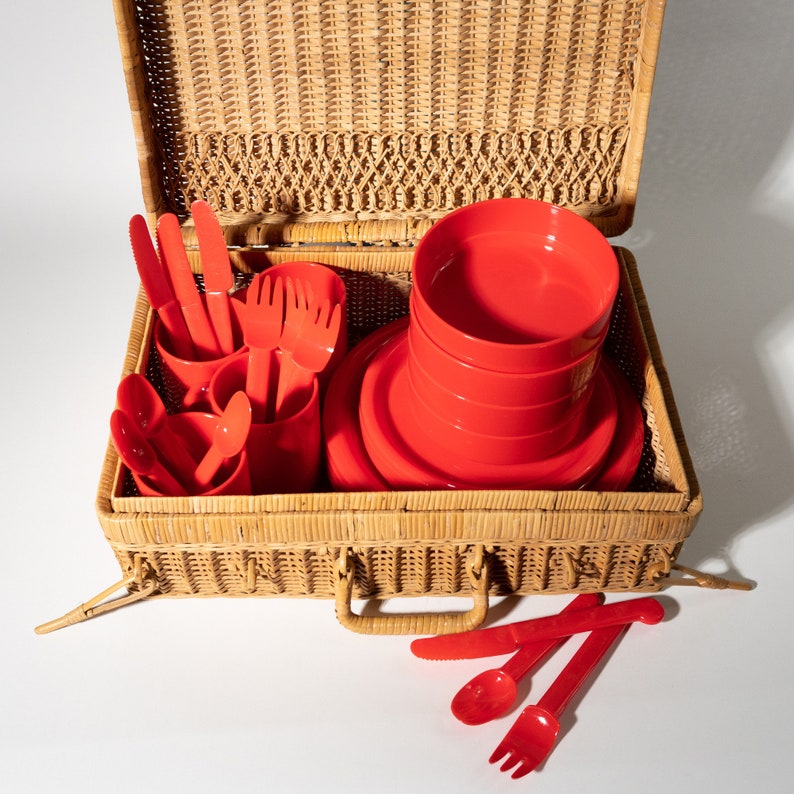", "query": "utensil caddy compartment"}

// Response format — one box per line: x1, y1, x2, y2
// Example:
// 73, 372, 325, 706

40, 0, 737, 636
